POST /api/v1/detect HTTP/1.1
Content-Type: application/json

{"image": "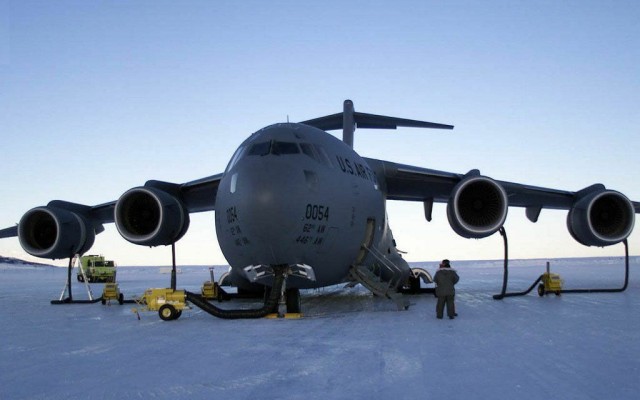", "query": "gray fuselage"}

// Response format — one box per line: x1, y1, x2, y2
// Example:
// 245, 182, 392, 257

214, 123, 409, 290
